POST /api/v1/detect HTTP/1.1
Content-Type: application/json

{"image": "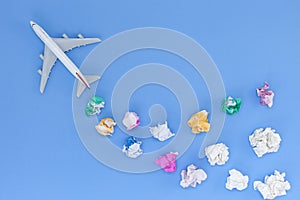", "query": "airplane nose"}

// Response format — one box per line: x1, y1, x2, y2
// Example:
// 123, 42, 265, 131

30, 21, 36, 27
